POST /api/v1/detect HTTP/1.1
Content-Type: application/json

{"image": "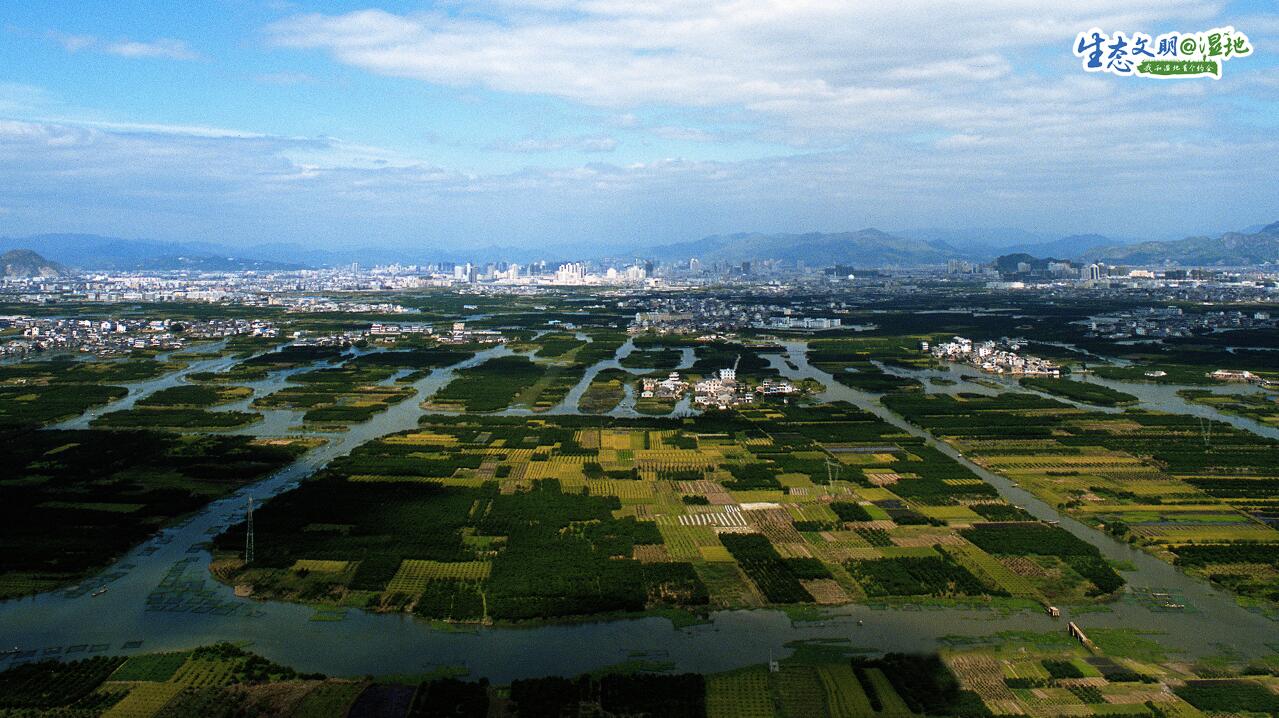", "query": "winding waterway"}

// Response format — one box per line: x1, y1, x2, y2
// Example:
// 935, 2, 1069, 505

2, 340, 1276, 681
